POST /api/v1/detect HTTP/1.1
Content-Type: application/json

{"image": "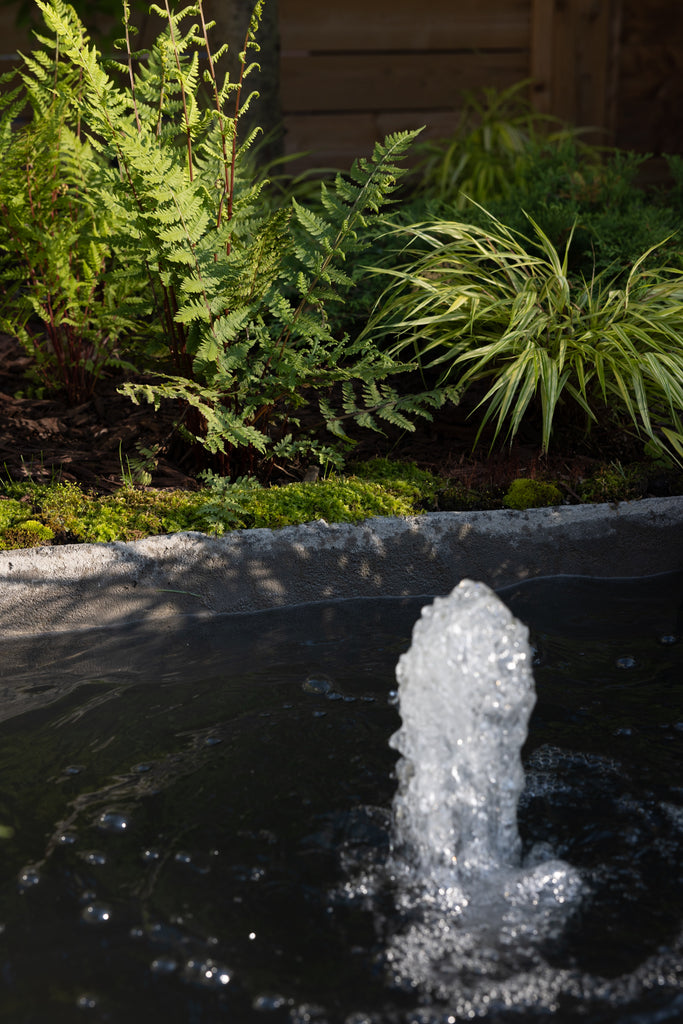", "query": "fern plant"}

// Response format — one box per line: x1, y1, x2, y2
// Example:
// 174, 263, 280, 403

0, 21, 142, 401
37, 0, 455, 475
